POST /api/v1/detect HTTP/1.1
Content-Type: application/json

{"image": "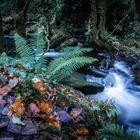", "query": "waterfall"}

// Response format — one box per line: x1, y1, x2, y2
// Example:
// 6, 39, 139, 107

87, 61, 140, 129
